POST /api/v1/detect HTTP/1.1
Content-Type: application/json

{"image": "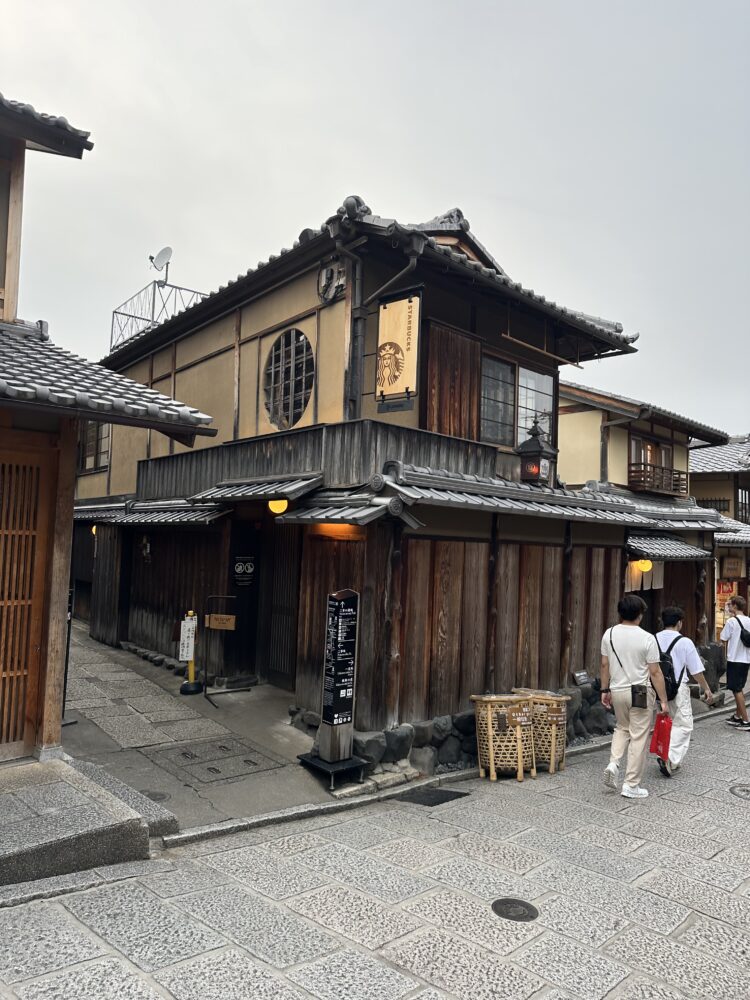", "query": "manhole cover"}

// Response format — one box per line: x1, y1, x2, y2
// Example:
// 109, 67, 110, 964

395, 787, 470, 807
141, 790, 170, 802
730, 785, 750, 801
492, 898, 539, 922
